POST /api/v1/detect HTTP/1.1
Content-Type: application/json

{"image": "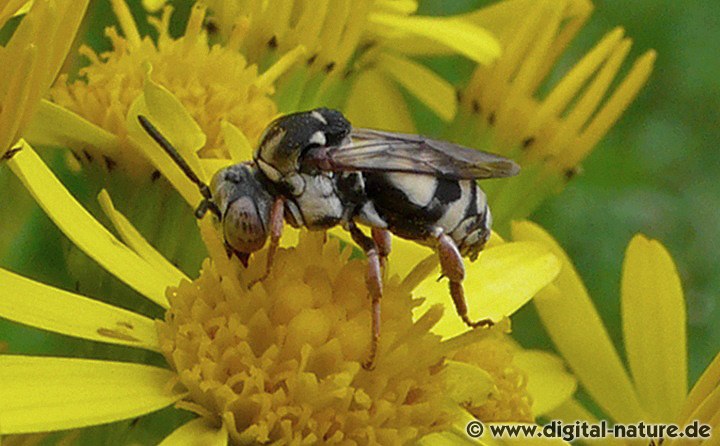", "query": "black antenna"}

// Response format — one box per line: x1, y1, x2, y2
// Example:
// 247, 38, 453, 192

137, 115, 221, 218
